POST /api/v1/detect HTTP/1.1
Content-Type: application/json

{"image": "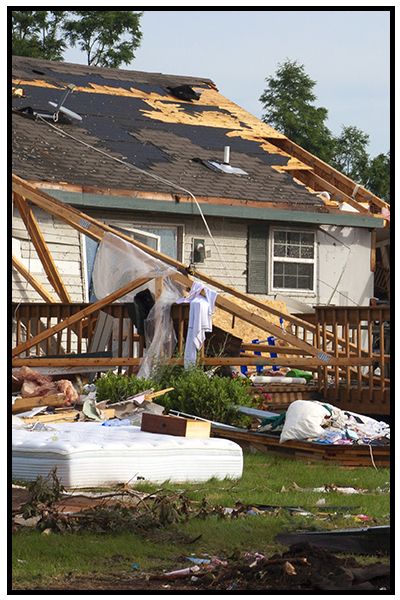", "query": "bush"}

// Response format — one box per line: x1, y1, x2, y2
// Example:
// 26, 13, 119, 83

95, 372, 158, 404
94, 366, 255, 426
153, 365, 255, 427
